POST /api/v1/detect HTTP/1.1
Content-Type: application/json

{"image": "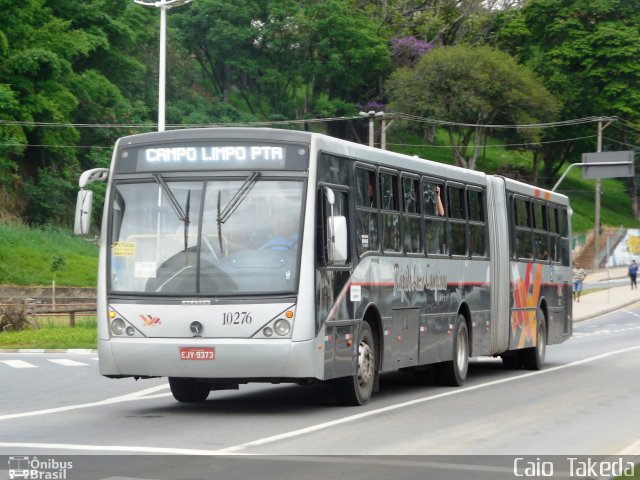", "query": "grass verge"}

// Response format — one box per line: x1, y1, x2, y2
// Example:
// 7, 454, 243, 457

0, 319, 97, 350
